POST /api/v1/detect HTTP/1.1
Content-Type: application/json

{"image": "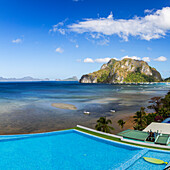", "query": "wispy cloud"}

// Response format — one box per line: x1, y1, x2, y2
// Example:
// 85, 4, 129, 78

147, 47, 152, 51
82, 56, 152, 64
95, 57, 112, 63
84, 58, 94, 63
83, 57, 118, 63
68, 7, 170, 41
12, 38, 22, 43
55, 47, 64, 53
144, 9, 154, 14
122, 56, 151, 62
142, 57, 150, 62
154, 56, 167, 61
49, 19, 68, 35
